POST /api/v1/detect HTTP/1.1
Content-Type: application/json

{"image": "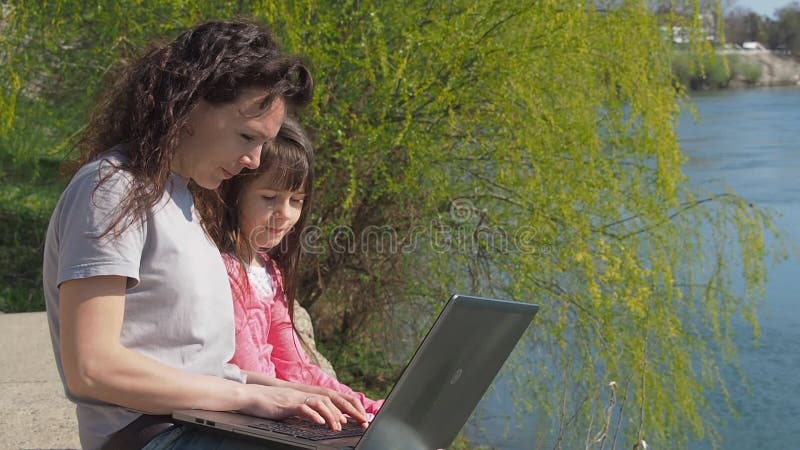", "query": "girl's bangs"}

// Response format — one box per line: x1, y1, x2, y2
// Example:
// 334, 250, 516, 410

260, 143, 309, 192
